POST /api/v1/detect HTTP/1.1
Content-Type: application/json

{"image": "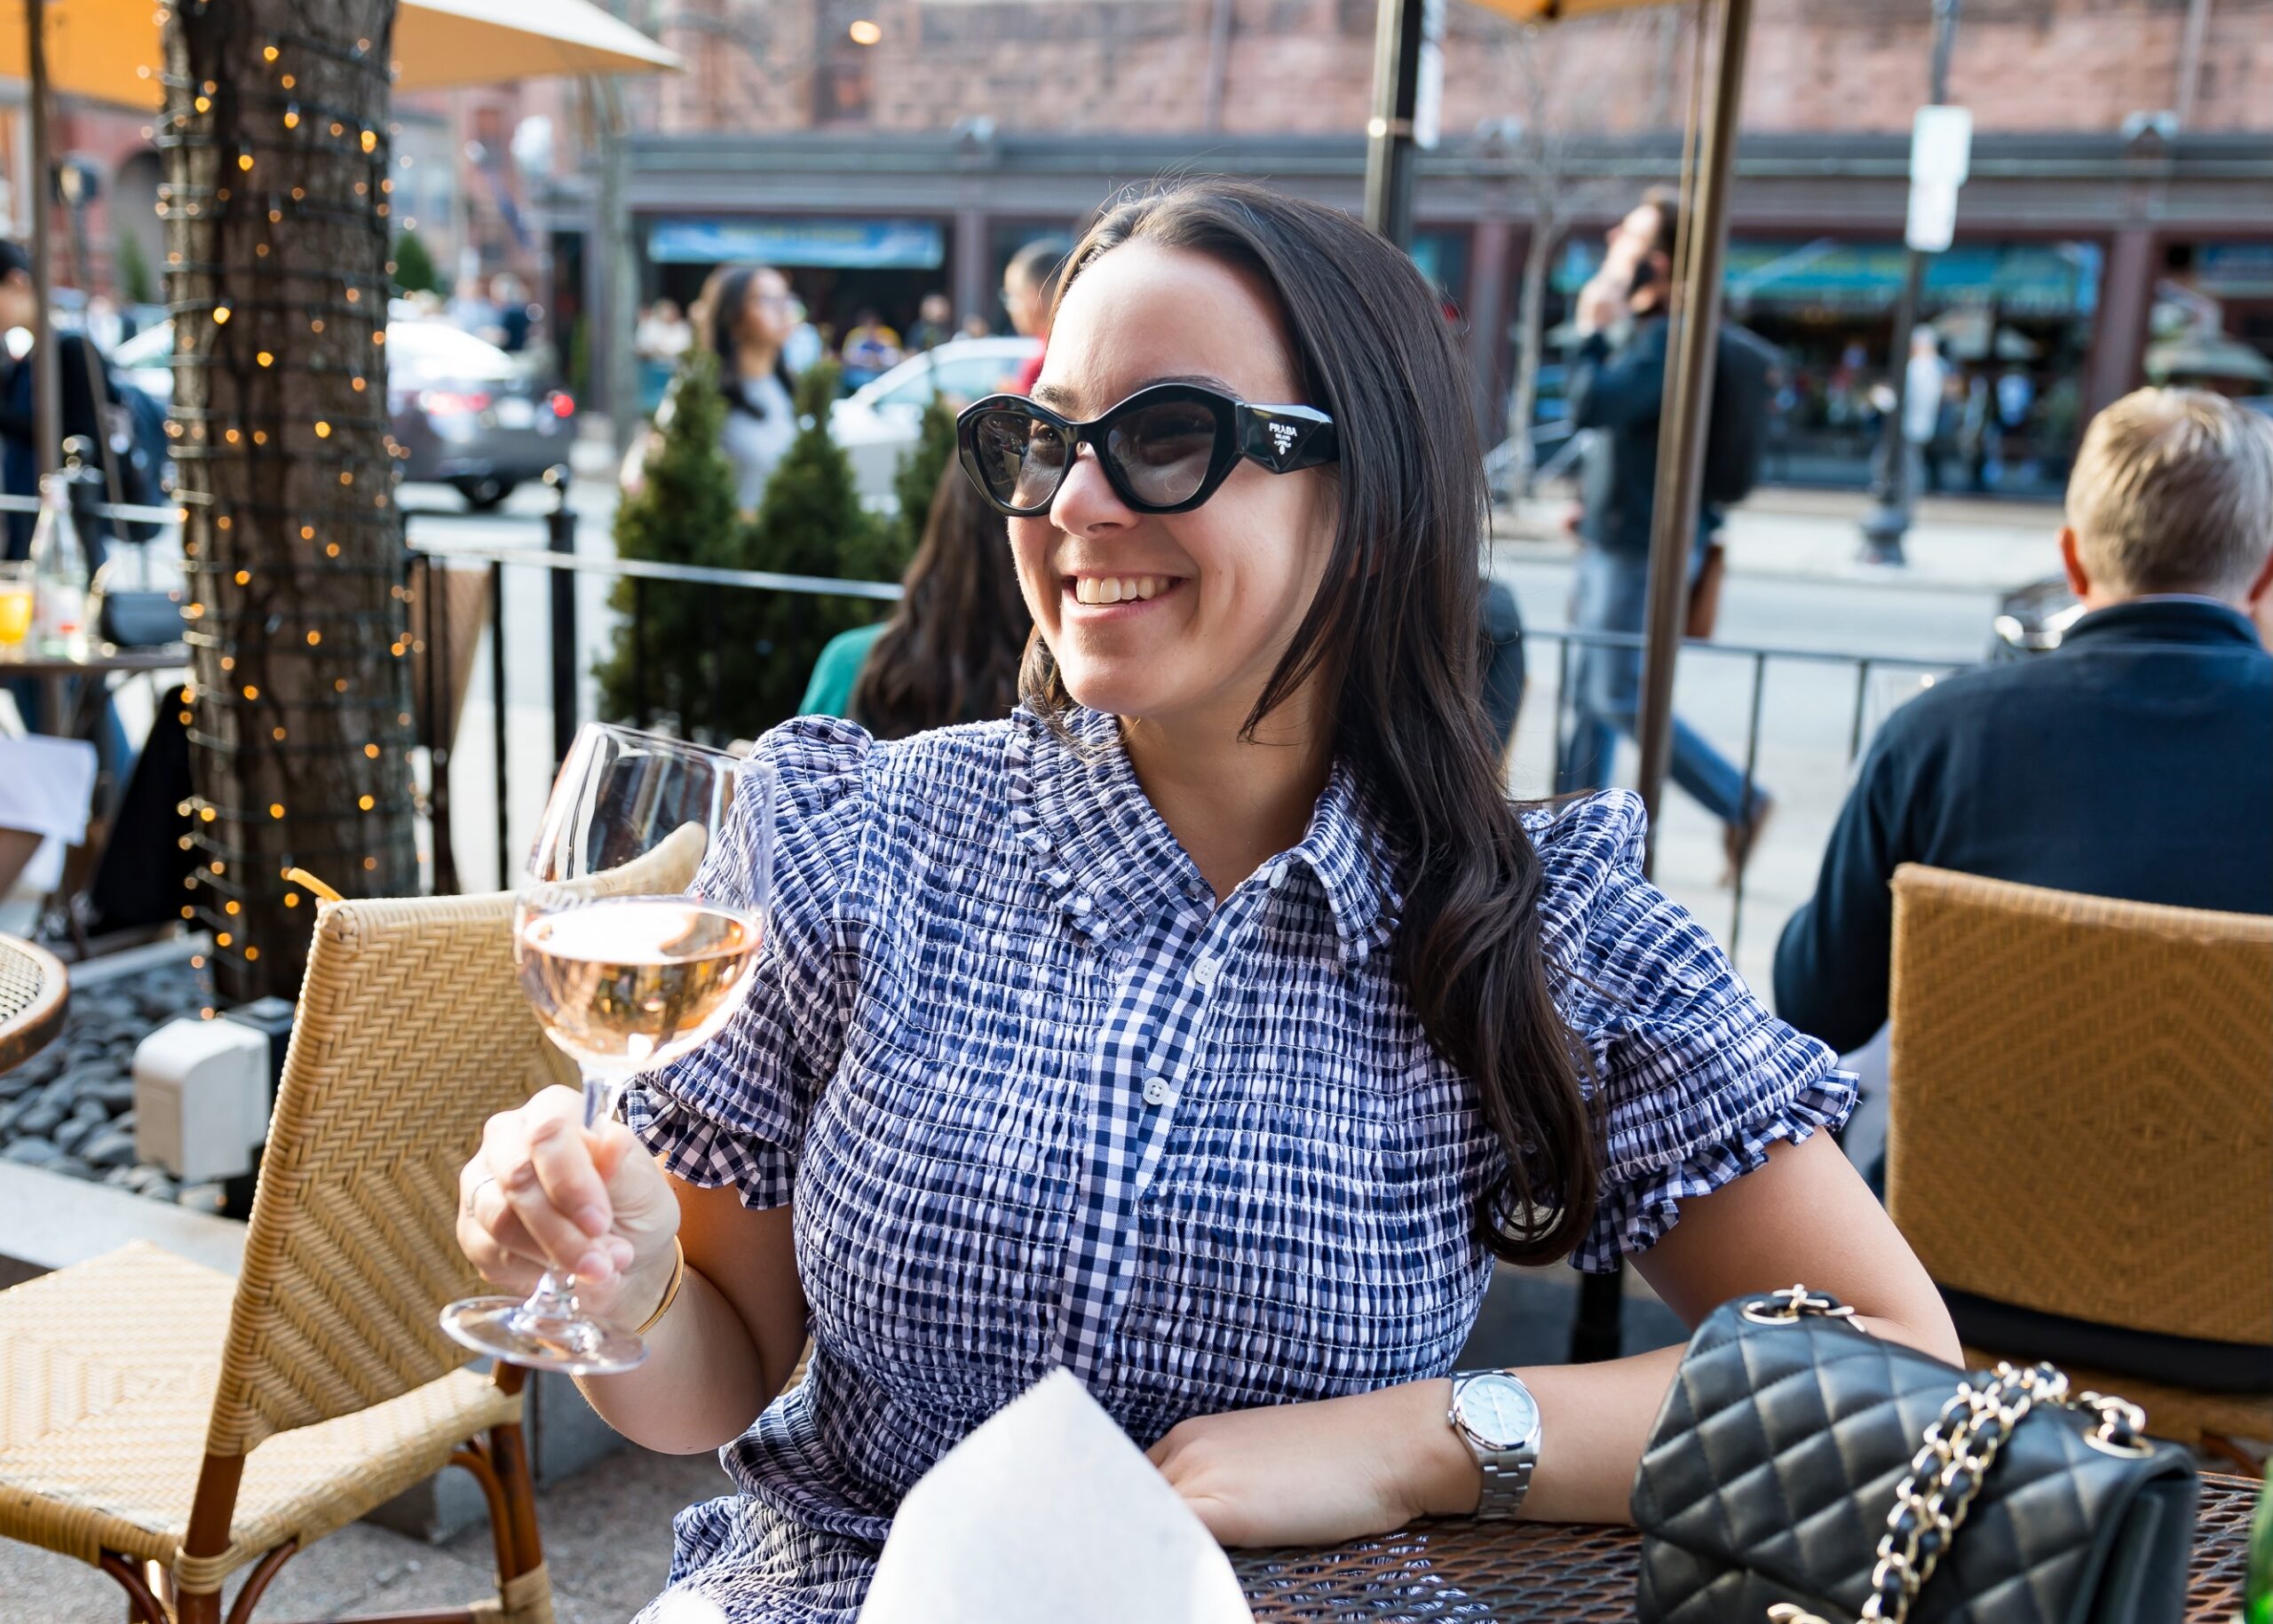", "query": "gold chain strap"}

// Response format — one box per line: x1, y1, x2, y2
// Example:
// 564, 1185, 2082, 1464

1744, 1286, 2152, 1624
